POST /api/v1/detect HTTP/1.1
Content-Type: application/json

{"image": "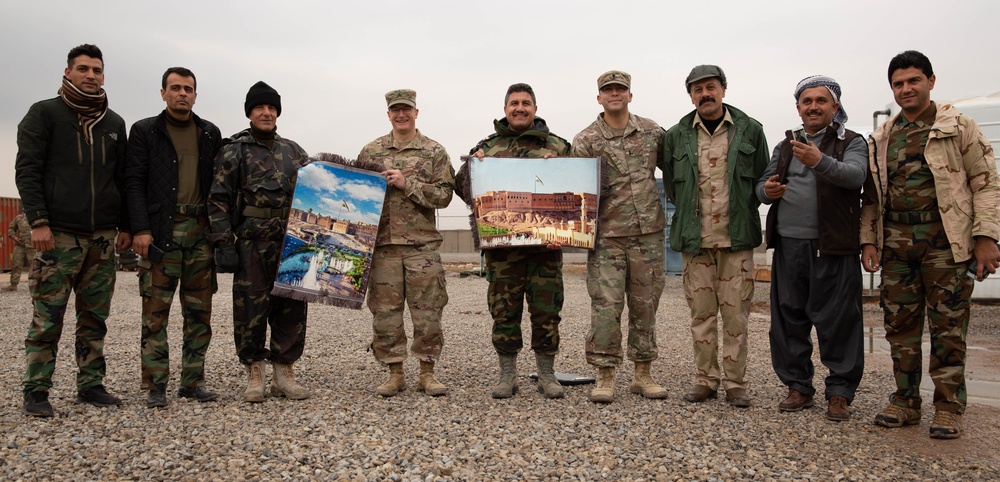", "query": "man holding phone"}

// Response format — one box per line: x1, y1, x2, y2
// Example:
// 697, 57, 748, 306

126, 67, 223, 408
756, 75, 868, 421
